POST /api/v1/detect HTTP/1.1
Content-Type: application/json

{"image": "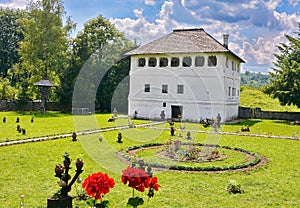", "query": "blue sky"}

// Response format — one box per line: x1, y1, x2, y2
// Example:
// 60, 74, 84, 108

1, 0, 300, 73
